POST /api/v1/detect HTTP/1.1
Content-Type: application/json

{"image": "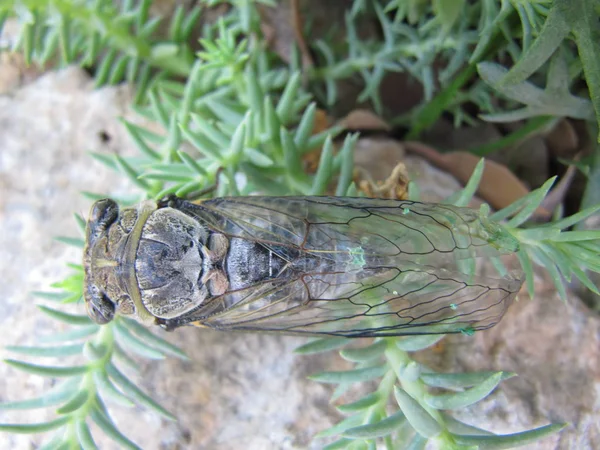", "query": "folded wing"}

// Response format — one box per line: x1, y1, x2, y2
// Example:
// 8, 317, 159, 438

171, 196, 522, 336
